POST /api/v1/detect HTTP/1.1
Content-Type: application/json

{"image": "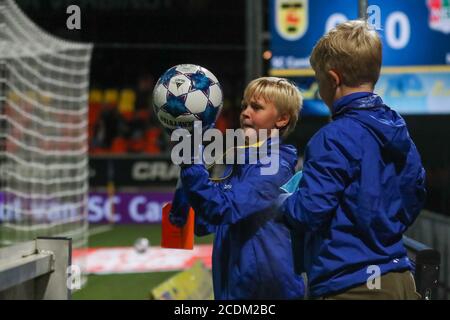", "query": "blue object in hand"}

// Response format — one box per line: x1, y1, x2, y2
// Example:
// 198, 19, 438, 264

281, 170, 303, 193
274, 171, 303, 224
